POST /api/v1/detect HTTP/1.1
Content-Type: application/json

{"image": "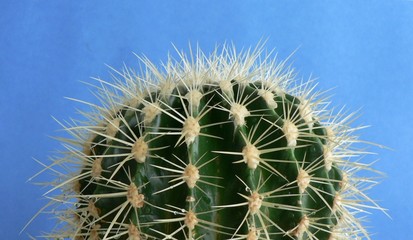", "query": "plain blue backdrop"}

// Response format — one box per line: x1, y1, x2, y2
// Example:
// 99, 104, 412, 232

1, 0, 412, 239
